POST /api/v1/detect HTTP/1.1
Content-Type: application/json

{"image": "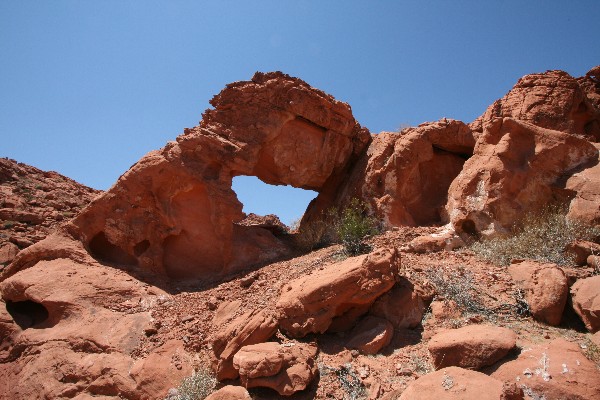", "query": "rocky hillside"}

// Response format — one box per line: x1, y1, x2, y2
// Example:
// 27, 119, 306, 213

0, 158, 100, 269
1, 66, 600, 400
